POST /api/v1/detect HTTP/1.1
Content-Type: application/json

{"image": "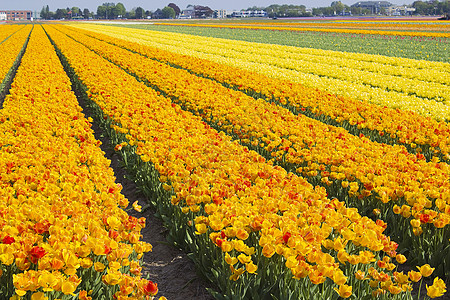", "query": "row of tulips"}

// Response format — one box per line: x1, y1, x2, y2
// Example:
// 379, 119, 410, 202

128, 28, 449, 103
64, 24, 450, 164
0, 25, 32, 97
155, 22, 450, 38
43, 24, 448, 299
0, 25, 157, 300
218, 21, 450, 32
69, 24, 450, 121
0, 25, 25, 44
136, 23, 450, 63
51, 24, 450, 279
70, 24, 450, 79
